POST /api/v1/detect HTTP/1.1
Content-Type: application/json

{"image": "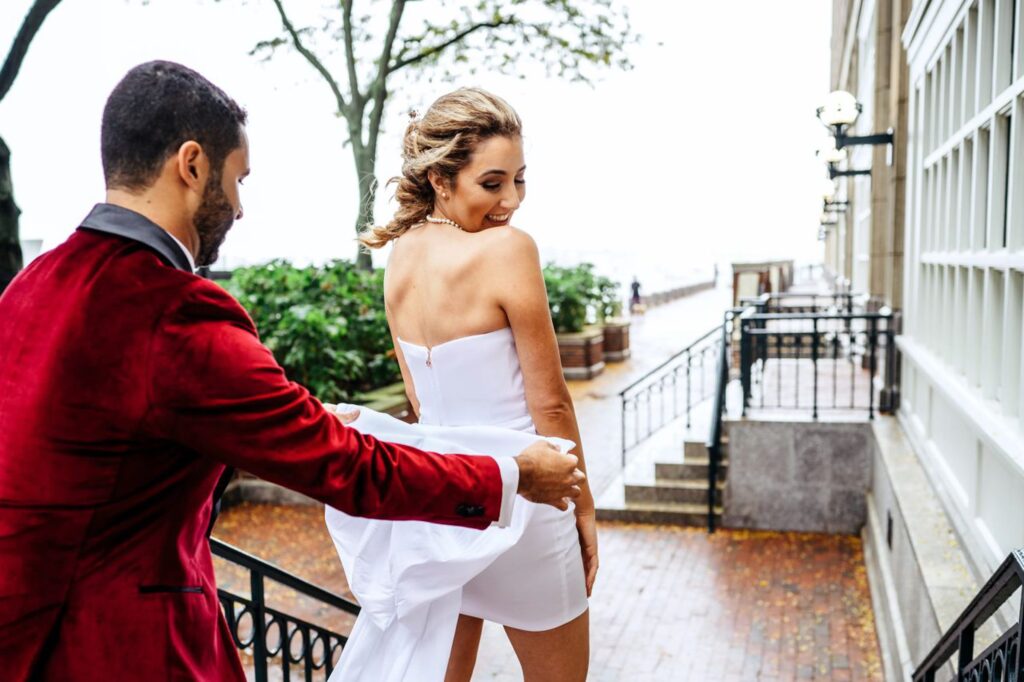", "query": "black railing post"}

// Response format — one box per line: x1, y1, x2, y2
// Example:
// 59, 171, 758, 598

757, 311, 767, 372
620, 394, 627, 469
302, 628, 313, 681
868, 317, 877, 420
281, 623, 291, 680
812, 316, 819, 420
956, 627, 975, 680
880, 311, 901, 413
740, 320, 751, 417
685, 351, 692, 429
251, 569, 269, 682
707, 314, 731, 535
